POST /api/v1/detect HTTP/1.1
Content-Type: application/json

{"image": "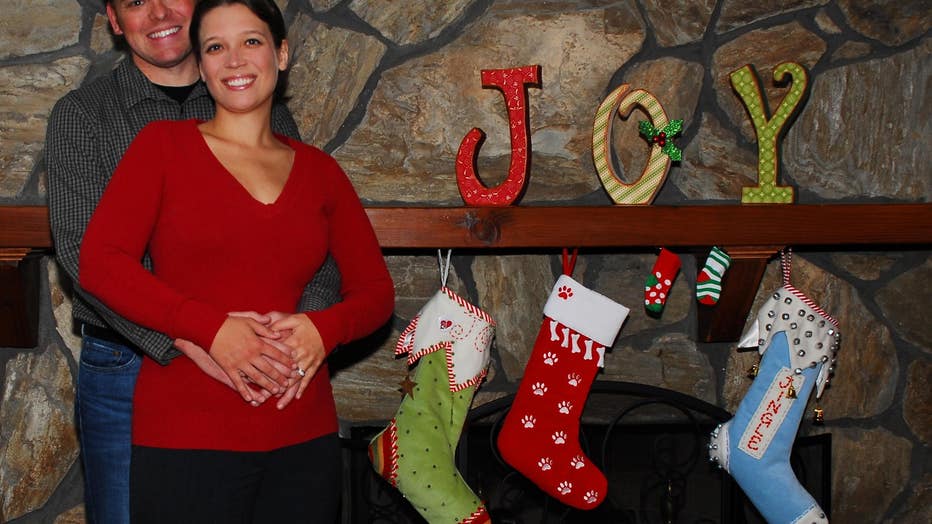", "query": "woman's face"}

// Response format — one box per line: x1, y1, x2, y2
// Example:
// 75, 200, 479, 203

196, 3, 288, 115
